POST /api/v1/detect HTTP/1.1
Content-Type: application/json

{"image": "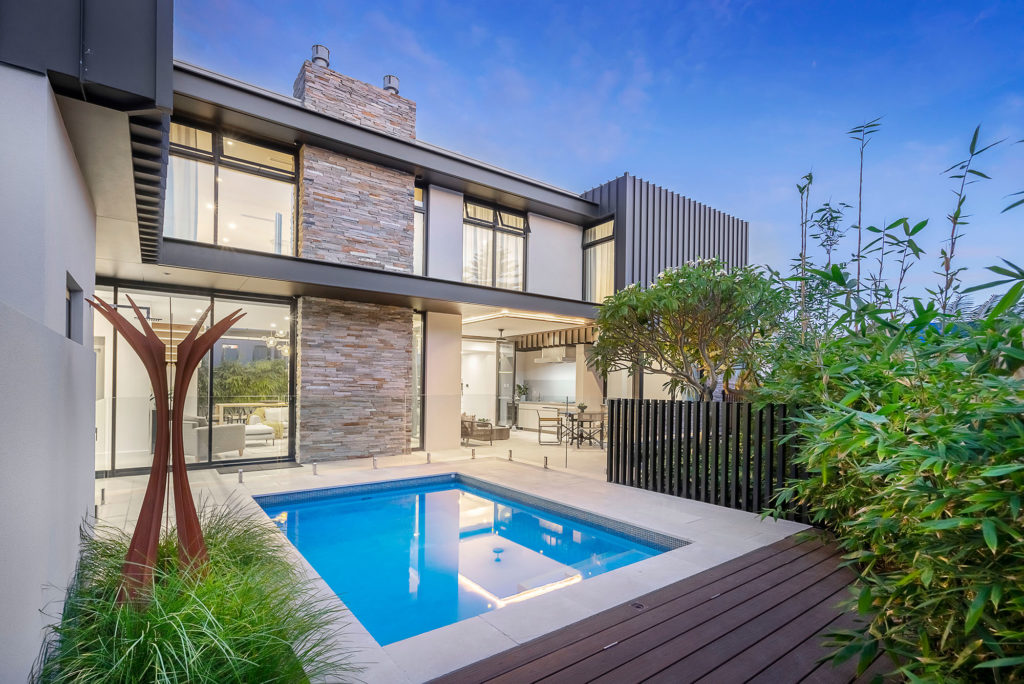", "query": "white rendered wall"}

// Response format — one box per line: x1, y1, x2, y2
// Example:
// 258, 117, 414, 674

526, 213, 582, 299
423, 312, 462, 451
460, 340, 496, 423
0, 65, 96, 680
425, 185, 463, 281
576, 344, 604, 406
606, 369, 632, 400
